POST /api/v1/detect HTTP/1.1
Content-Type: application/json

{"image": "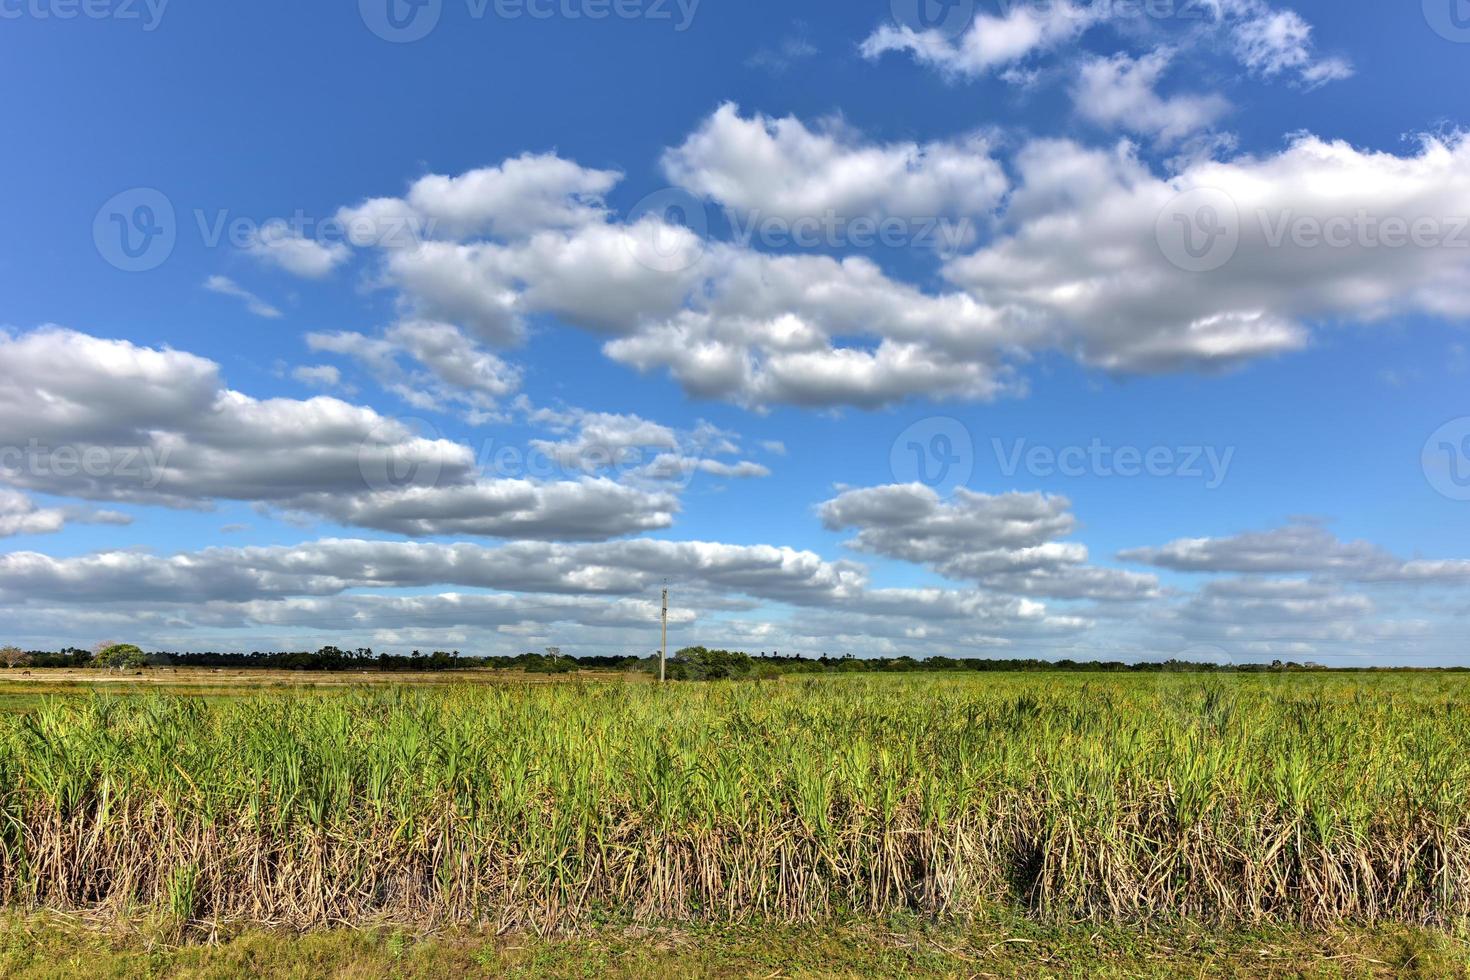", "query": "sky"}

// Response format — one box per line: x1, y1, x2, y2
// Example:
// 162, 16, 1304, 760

1, 0, 1469, 665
